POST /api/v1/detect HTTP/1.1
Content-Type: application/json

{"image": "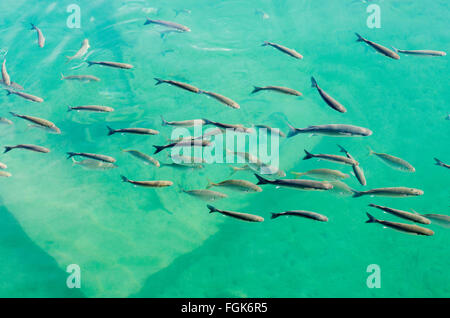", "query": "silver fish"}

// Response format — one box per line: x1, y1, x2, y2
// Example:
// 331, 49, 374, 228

226, 150, 285, 177
4, 144, 50, 153
271, 210, 328, 222
121, 175, 173, 188
68, 105, 114, 112
123, 149, 160, 167
369, 204, 430, 224
355, 33, 399, 59
66, 39, 90, 62
61, 74, 100, 82
366, 213, 433, 236
182, 189, 228, 201
207, 204, 264, 222
72, 158, 117, 170
421, 214, 450, 228
67, 152, 116, 163
199, 90, 240, 109
144, 18, 191, 32
311, 77, 346, 113
254, 125, 286, 137
288, 123, 372, 138
30, 23, 45, 48
338, 145, 366, 185
10, 112, 60, 134
153, 139, 212, 154
329, 180, 354, 196
206, 179, 262, 193
2, 59, 11, 86
303, 149, 358, 166
393, 48, 446, 57
0, 171, 12, 177
0, 81, 24, 90
255, 174, 332, 191
107, 126, 159, 136
353, 187, 423, 198
203, 119, 252, 133
0, 162, 7, 169
161, 115, 205, 127
87, 61, 133, 69
251, 86, 302, 96
154, 78, 200, 93
291, 169, 349, 180
262, 41, 303, 59
368, 147, 415, 172
5, 89, 43, 103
